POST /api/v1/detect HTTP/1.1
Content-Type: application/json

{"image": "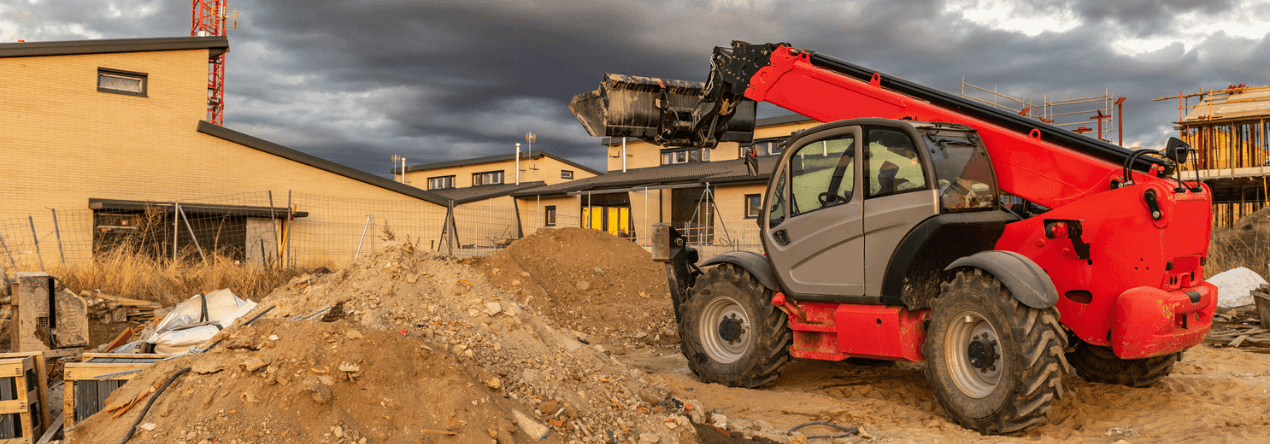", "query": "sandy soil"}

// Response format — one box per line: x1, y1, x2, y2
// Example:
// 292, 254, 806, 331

631, 330, 1270, 443
62, 228, 1270, 443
